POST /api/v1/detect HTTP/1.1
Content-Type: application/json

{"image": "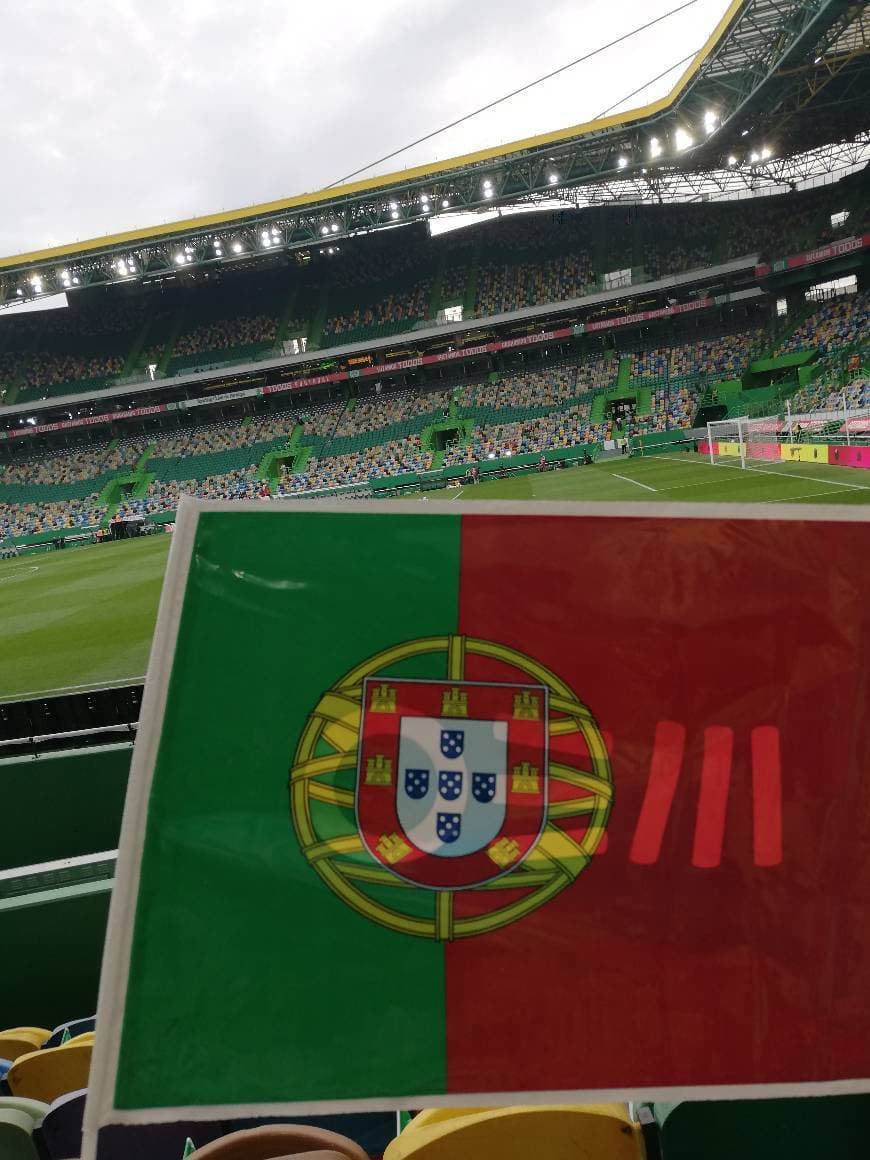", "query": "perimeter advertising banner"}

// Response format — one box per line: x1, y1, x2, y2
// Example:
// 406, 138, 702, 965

84, 501, 870, 1157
